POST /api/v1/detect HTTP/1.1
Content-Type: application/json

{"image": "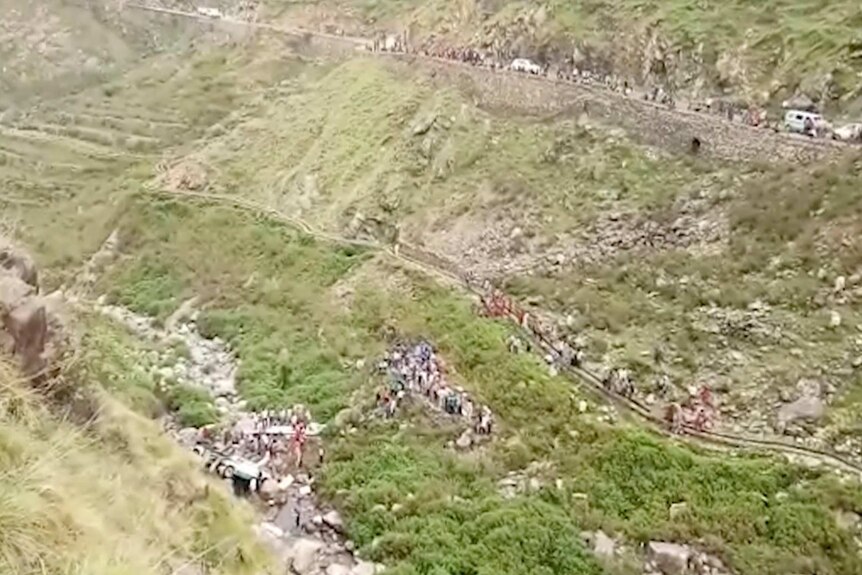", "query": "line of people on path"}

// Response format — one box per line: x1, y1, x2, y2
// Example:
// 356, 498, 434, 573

375, 340, 495, 435
479, 283, 719, 433
365, 34, 860, 142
